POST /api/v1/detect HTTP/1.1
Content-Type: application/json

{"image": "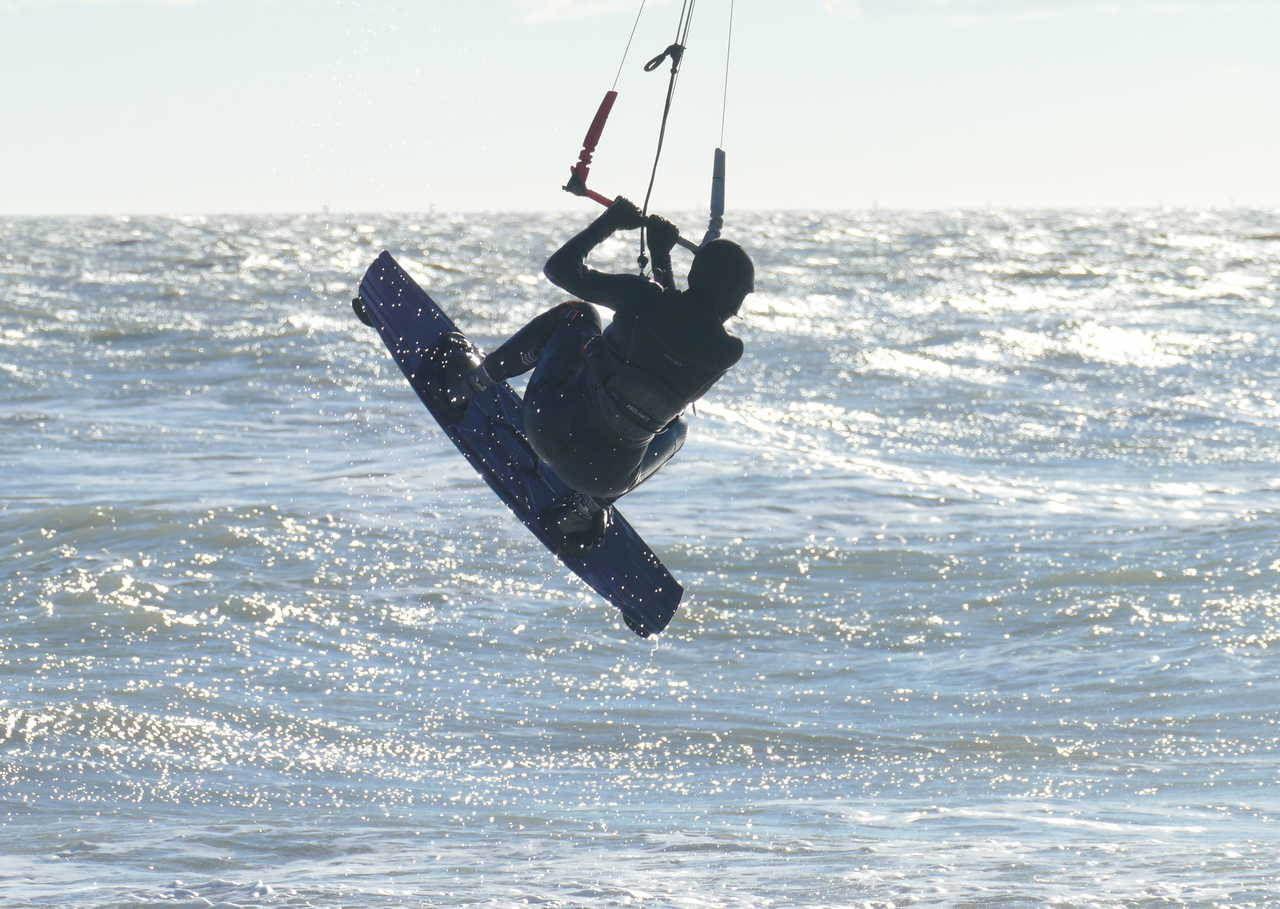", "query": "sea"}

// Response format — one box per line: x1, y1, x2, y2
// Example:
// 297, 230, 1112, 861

2, 209, 1278, 908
